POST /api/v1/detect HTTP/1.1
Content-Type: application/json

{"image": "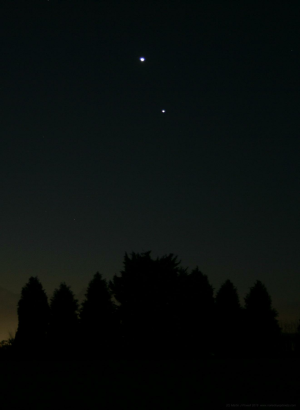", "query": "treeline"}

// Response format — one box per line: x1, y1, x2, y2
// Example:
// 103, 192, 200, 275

1, 251, 299, 360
